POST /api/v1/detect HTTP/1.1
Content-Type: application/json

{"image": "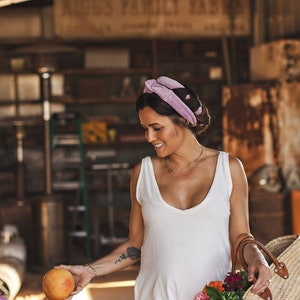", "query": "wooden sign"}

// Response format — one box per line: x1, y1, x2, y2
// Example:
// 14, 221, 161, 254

54, 0, 250, 39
